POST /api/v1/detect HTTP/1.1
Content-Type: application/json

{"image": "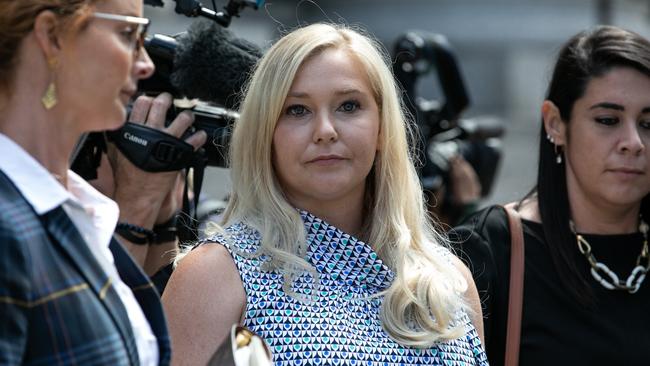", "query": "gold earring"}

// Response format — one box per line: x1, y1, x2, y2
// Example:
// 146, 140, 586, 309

42, 58, 58, 110
41, 82, 57, 109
